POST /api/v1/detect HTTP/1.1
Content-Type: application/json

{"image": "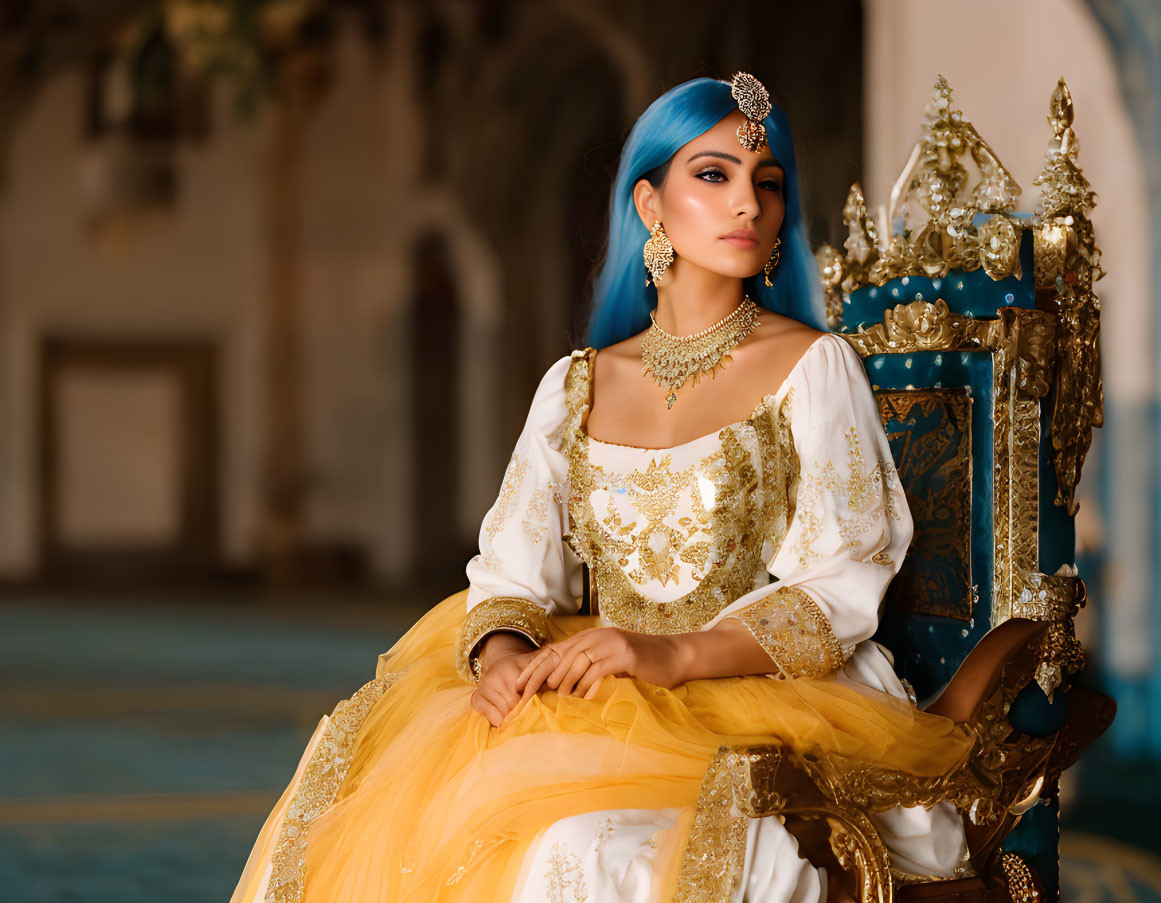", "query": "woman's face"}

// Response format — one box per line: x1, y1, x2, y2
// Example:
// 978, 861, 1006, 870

635, 109, 786, 281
